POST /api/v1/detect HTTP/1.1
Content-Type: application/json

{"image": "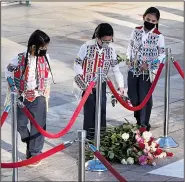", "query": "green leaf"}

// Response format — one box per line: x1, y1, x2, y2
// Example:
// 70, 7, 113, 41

99, 146, 105, 151
108, 152, 115, 159
100, 151, 105, 156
